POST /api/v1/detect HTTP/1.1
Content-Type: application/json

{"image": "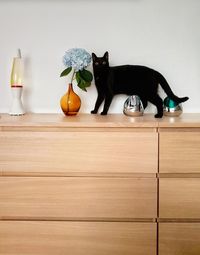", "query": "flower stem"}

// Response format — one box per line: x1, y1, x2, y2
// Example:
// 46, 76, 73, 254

70, 69, 76, 84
